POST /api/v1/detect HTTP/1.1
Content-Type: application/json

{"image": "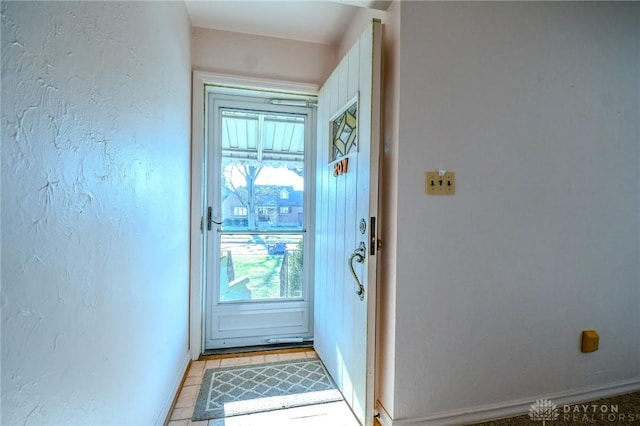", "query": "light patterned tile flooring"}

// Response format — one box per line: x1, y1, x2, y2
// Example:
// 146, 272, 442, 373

167, 349, 360, 426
